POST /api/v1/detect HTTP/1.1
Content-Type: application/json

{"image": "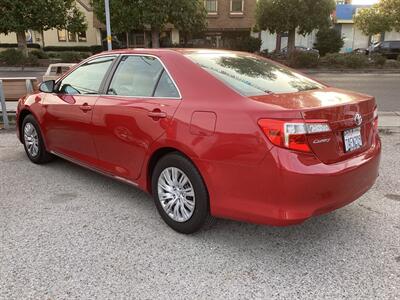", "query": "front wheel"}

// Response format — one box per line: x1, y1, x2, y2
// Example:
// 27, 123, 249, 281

22, 114, 53, 164
151, 153, 214, 234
